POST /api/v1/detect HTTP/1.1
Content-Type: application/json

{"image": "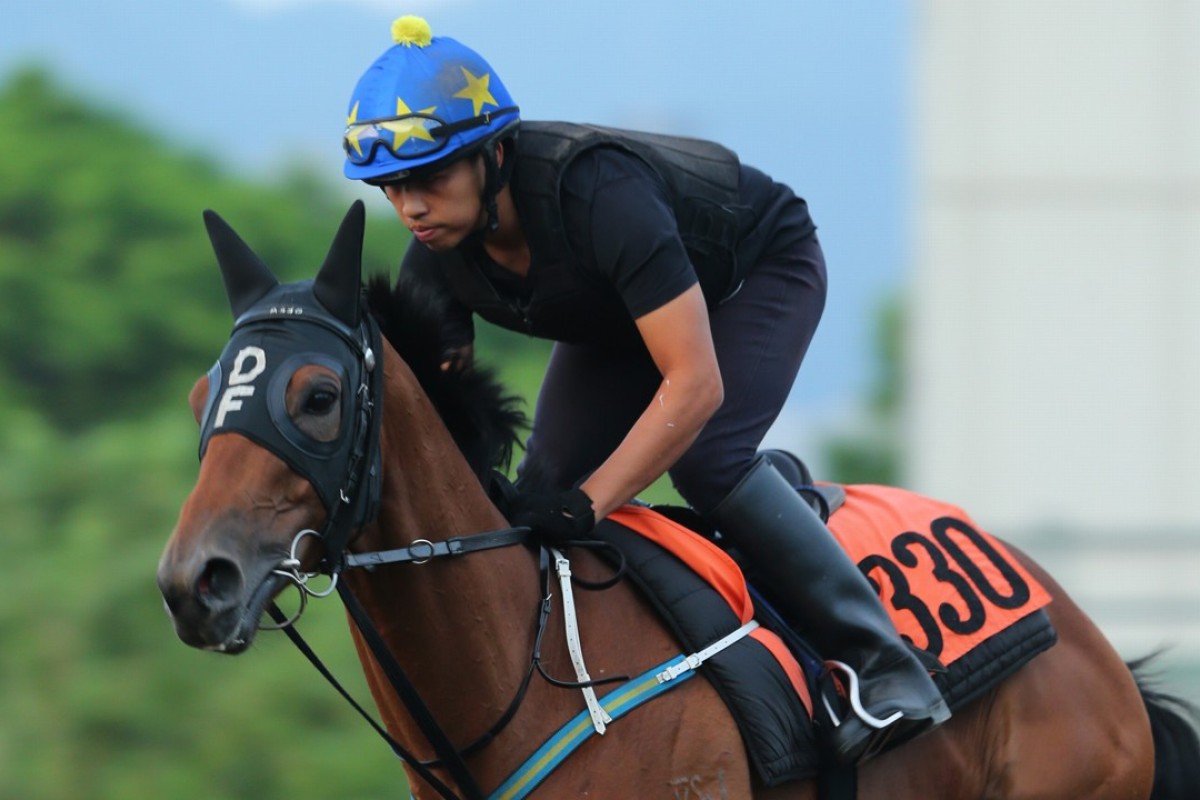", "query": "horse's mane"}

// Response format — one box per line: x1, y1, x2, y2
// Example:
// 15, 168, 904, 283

365, 275, 526, 482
